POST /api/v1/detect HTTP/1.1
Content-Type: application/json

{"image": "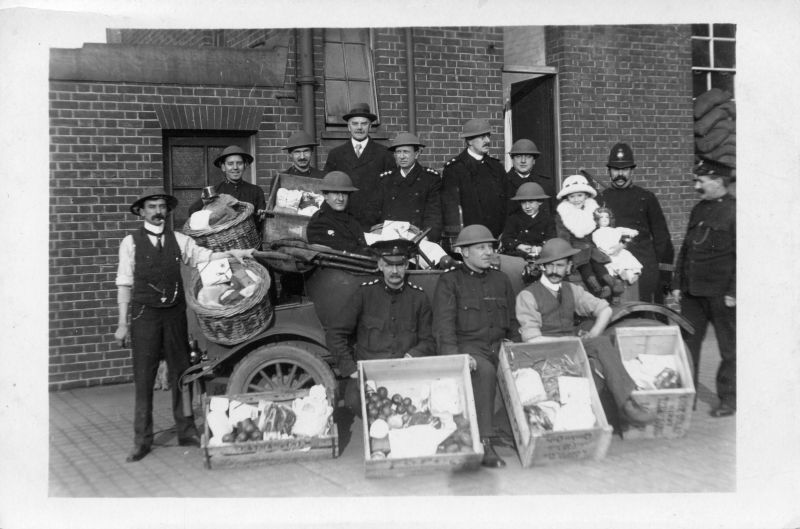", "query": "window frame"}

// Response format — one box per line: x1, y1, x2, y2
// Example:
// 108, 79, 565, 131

691, 24, 736, 98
